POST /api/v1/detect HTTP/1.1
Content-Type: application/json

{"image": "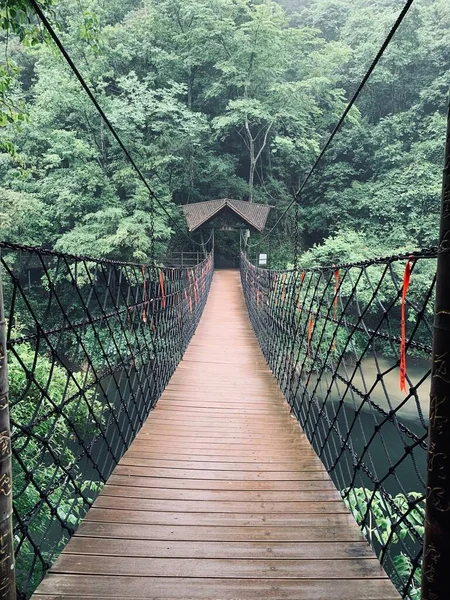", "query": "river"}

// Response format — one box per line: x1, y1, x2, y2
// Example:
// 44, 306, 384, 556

293, 355, 430, 497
